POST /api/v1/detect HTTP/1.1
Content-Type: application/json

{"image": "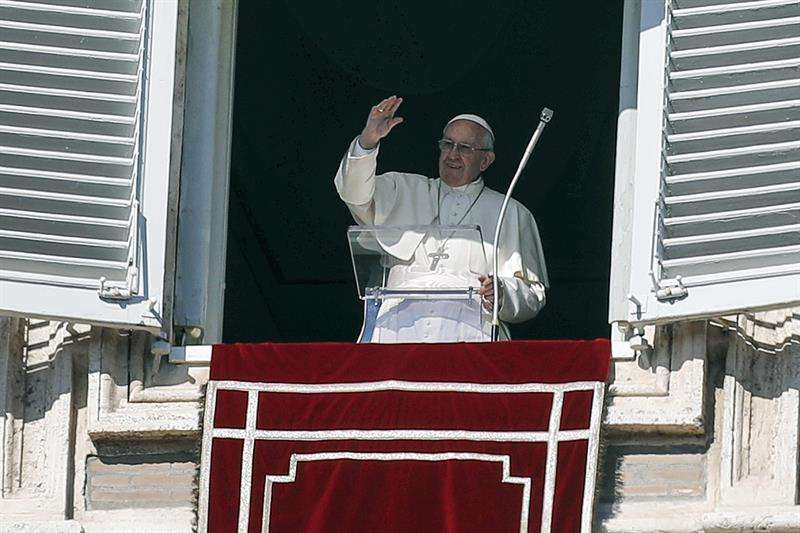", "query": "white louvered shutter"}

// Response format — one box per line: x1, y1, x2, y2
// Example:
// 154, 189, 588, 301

624, 0, 800, 325
0, 0, 178, 331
